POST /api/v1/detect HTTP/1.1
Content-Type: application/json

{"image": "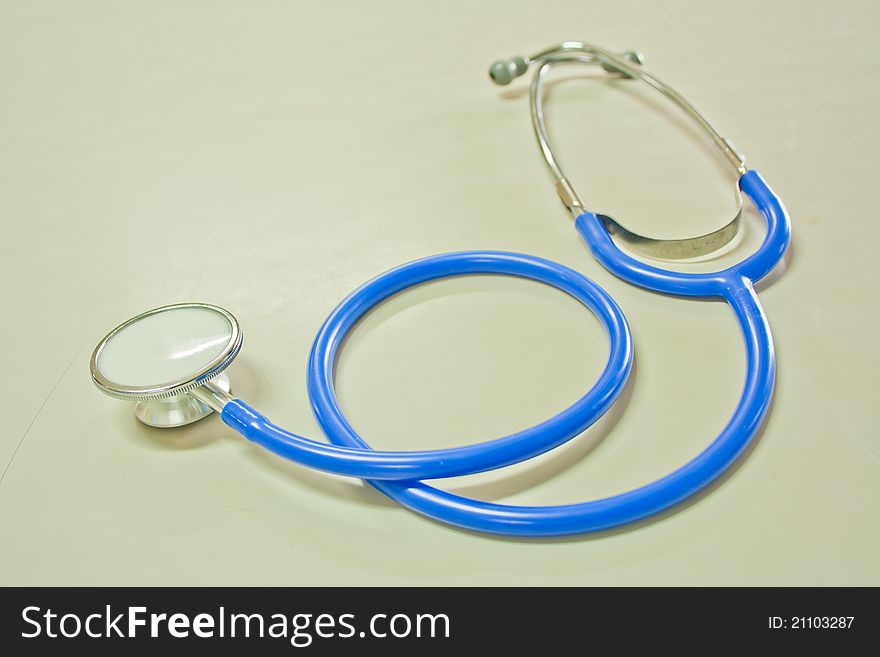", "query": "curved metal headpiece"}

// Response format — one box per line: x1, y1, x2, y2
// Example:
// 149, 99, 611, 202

489, 41, 747, 260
